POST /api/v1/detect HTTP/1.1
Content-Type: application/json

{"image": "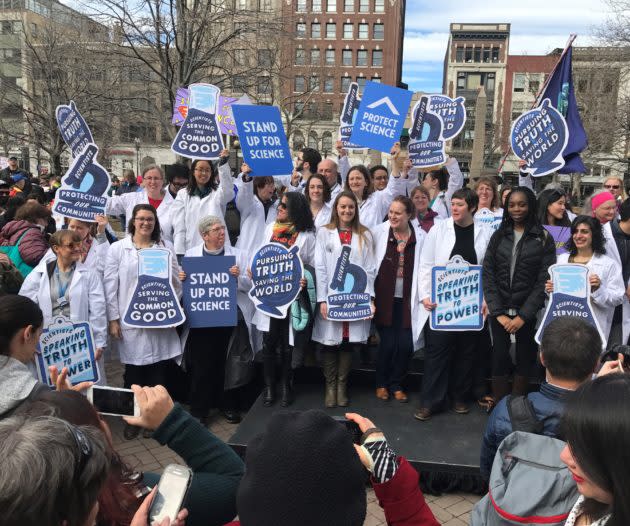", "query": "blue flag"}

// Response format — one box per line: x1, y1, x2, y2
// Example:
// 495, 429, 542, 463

538, 45, 587, 174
